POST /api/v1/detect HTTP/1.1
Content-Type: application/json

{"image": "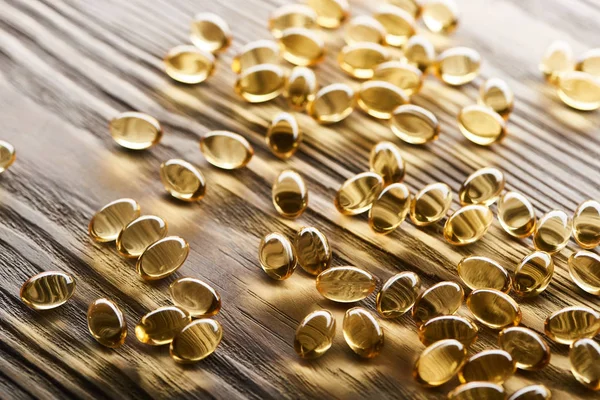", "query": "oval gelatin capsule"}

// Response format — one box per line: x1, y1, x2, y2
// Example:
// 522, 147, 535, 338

268, 4, 317, 39
357, 80, 409, 120
448, 382, 505, 400
513, 251, 554, 297
258, 232, 297, 280
568, 250, 600, 295
88, 198, 141, 242
373, 5, 415, 47
459, 349, 516, 384
544, 306, 600, 345
376, 272, 421, 318
508, 385, 552, 400
20, 271, 75, 310
459, 167, 505, 206
343, 307, 384, 358
467, 288, 521, 329
443, 204, 493, 245
457, 256, 511, 292
533, 210, 572, 254
137, 236, 189, 281
189, 13, 231, 53
403, 35, 436, 73
160, 159, 206, 202
570, 338, 600, 391
433, 47, 481, 86
109, 111, 162, 150
373, 61, 423, 96
412, 281, 464, 325
557, 71, 600, 111
369, 141, 406, 185
164, 45, 215, 84
413, 339, 467, 387
344, 15, 386, 45
540, 40, 573, 83
479, 78, 514, 119
294, 310, 336, 359
170, 319, 222, 363
234, 64, 286, 103
266, 112, 302, 160
307, 0, 349, 29
307, 83, 355, 124
387, 0, 421, 18
422, 0, 459, 34
272, 169, 308, 219
573, 200, 600, 249
418, 315, 478, 347
497, 191, 537, 238
200, 131, 254, 169
576, 48, 600, 77
338, 43, 390, 79
498, 326, 551, 371
335, 172, 384, 215
279, 27, 325, 67
0, 140, 16, 173
391, 105, 440, 145
231, 40, 280, 73
135, 306, 191, 346
458, 105, 506, 146
87, 298, 127, 348
294, 226, 331, 276
284, 66, 318, 110
316, 266, 376, 303
410, 182, 452, 226
368, 183, 411, 234
116, 215, 167, 258
169, 277, 221, 318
